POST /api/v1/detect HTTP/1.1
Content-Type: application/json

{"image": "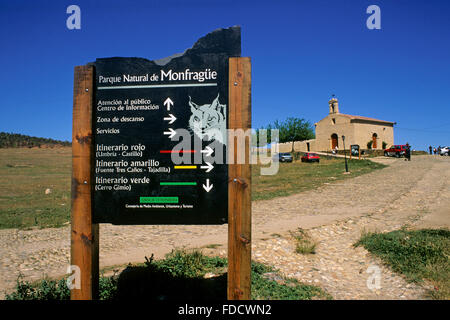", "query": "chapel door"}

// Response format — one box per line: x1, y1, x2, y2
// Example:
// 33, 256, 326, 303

372, 133, 378, 149
331, 134, 338, 150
